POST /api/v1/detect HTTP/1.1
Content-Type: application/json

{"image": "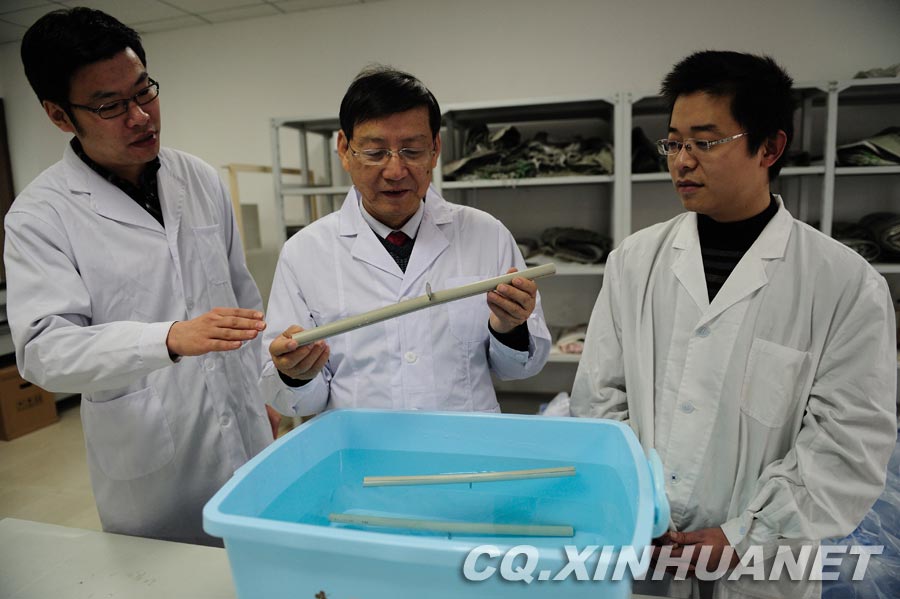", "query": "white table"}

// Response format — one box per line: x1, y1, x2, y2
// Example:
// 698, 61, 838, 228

0, 518, 665, 598
0, 518, 235, 598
